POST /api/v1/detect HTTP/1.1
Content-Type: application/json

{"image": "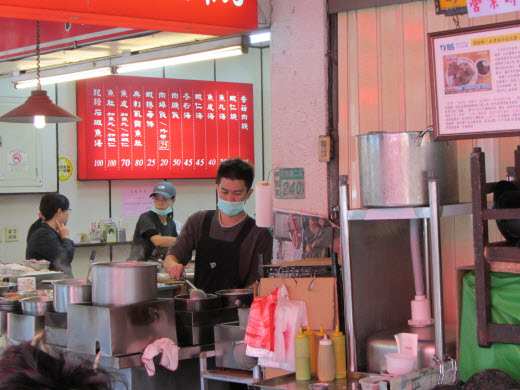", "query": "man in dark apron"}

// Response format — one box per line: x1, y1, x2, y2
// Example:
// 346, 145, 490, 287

164, 158, 273, 293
